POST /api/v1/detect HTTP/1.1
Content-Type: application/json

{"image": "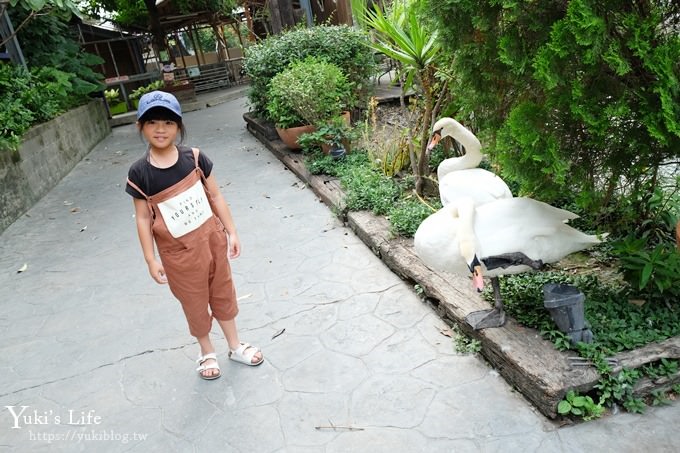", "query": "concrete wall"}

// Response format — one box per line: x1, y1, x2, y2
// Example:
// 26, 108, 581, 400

0, 99, 111, 233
